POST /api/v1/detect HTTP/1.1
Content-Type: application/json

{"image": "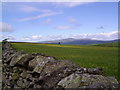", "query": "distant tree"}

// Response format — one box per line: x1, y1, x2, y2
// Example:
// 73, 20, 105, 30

58, 42, 60, 44
3, 38, 8, 42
